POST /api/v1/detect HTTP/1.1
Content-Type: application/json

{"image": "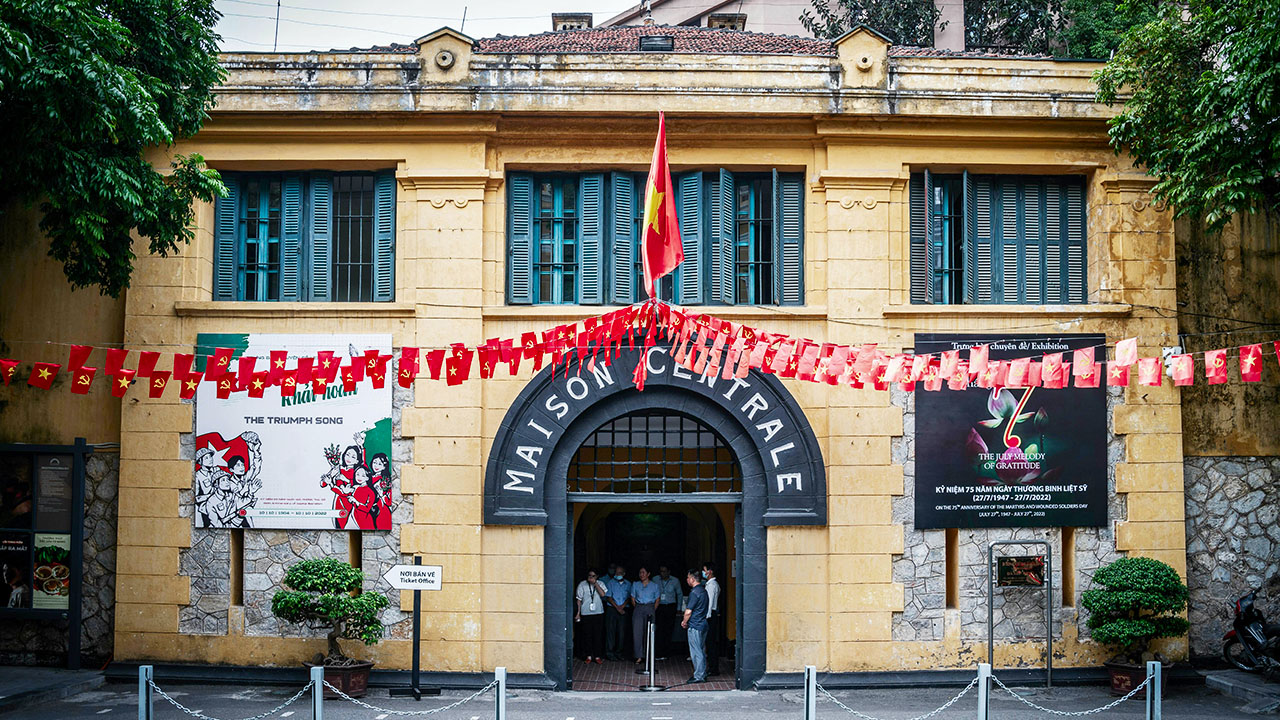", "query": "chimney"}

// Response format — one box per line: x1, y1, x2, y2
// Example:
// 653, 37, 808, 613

933, 0, 964, 51
552, 12, 593, 31
707, 13, 747, 31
